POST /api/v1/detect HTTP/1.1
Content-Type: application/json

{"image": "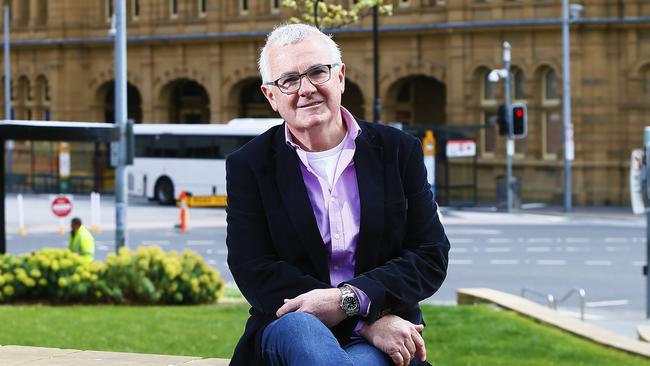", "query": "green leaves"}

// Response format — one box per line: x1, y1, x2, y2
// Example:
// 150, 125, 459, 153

282, 0, 393, 29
